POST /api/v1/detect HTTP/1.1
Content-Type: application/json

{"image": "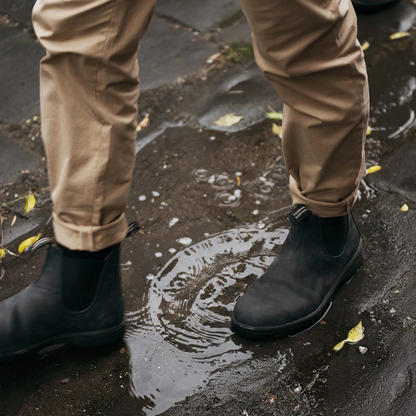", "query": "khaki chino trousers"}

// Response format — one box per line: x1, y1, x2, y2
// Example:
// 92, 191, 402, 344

32, 0, 369, 252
